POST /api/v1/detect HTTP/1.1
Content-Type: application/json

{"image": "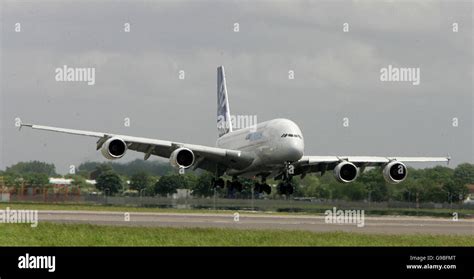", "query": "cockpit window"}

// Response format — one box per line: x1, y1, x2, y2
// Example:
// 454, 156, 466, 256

281, 133, 302, 139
